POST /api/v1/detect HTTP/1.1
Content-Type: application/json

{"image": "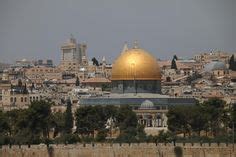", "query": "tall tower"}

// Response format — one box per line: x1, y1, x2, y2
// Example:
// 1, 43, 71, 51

79, 43, 88, 66
60, 35, 80, 72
